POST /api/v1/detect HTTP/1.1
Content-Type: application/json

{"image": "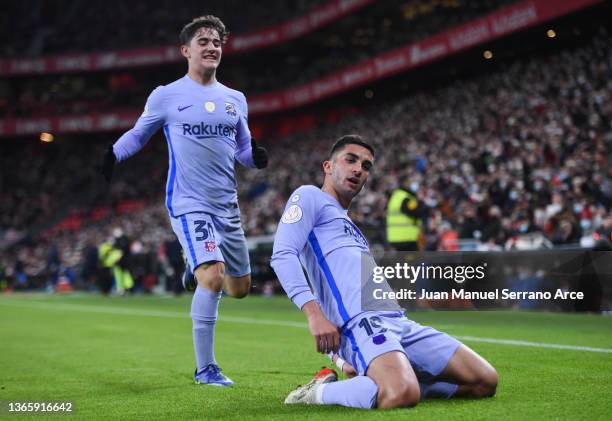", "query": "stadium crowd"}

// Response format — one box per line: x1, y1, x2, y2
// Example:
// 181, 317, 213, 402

1, 0, 326, 57
228, 0, 513, 94
240, 25, 612, 244
1, 24, 611, 290
0, 0, 513, 118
